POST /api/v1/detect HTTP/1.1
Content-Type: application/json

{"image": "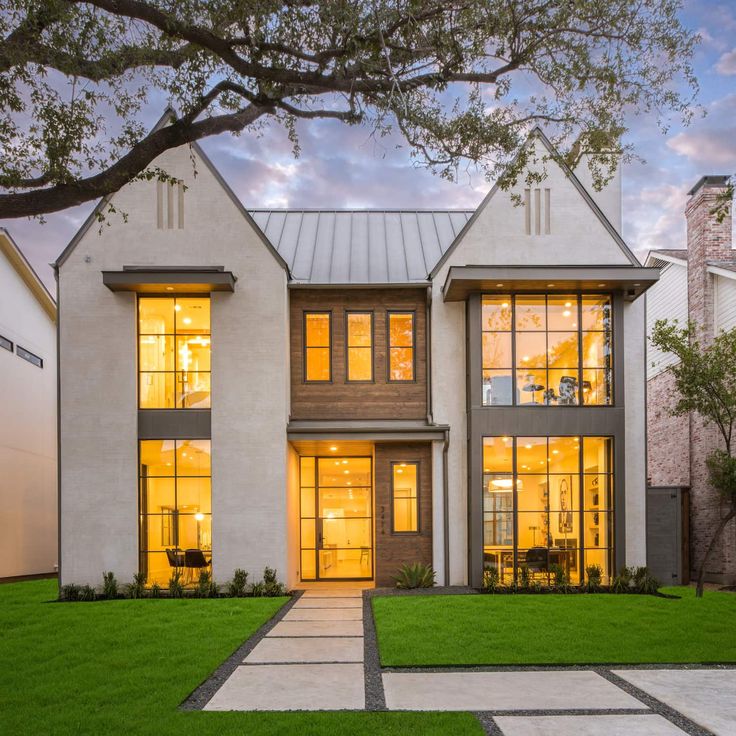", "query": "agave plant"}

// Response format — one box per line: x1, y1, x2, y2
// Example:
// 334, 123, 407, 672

393, 562, 436, 589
